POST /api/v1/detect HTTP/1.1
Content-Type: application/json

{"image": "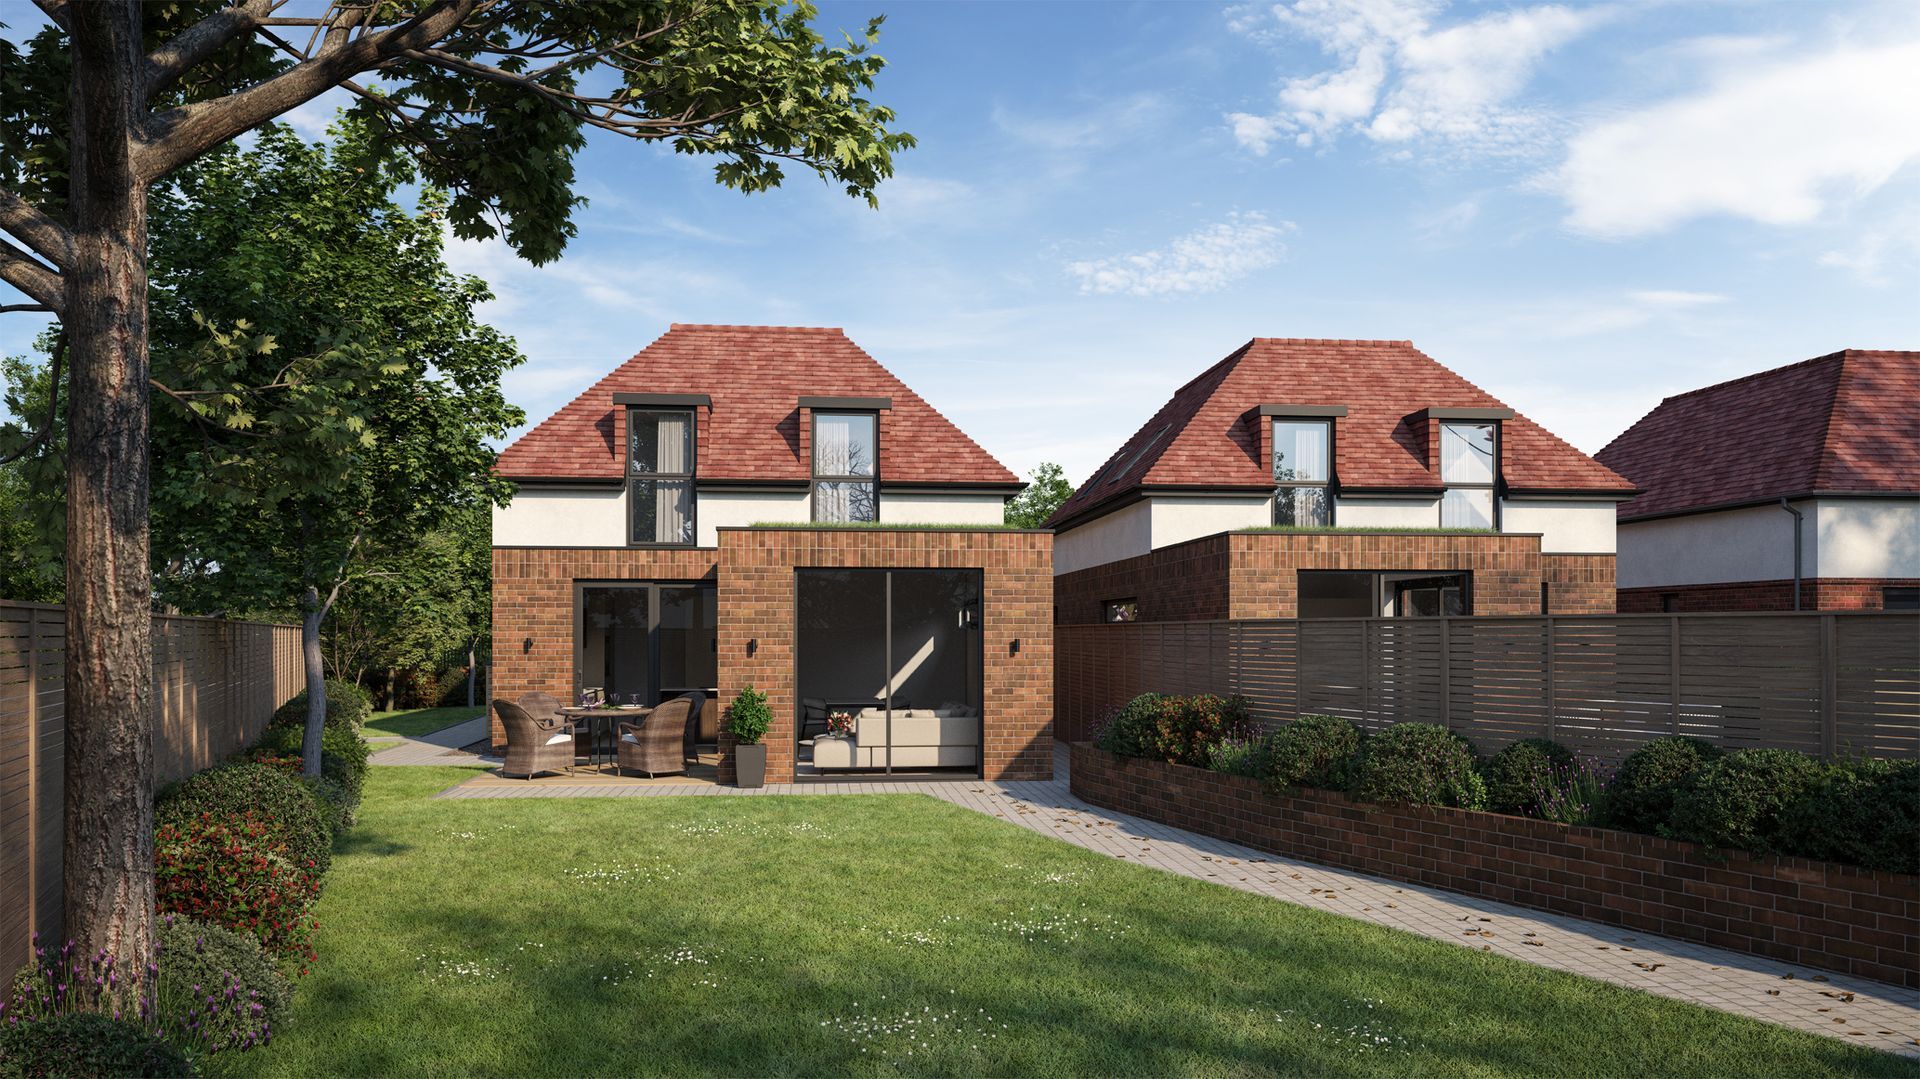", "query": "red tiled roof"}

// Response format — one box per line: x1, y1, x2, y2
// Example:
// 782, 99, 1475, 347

1596, 349, 1920, 521
495, 324, 1017, 485
1047, 338, 1633, 528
